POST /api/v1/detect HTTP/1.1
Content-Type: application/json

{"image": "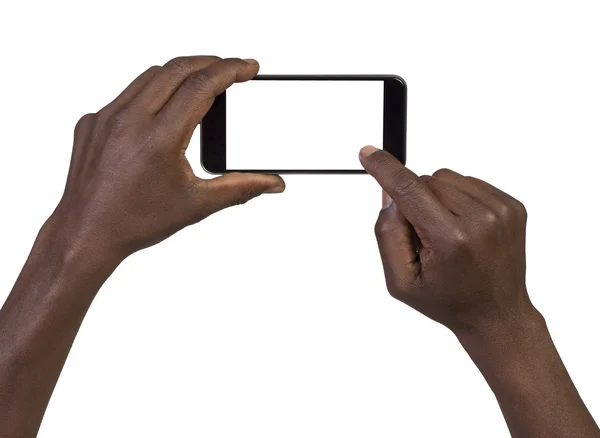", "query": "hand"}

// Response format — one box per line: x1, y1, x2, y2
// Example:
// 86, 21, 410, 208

48, 56, 284, 262
359, 146, 536, 336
